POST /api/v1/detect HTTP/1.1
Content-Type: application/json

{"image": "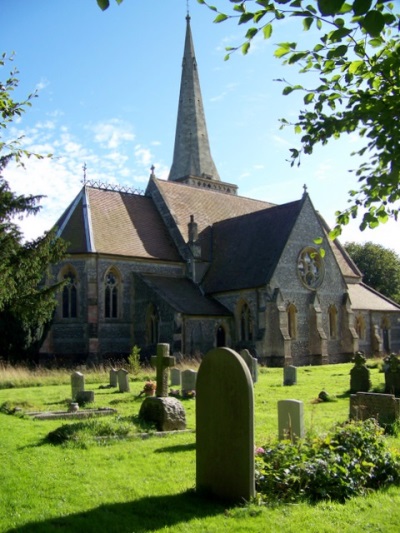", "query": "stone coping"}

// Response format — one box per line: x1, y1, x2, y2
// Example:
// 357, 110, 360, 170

25, 408, 117, 420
